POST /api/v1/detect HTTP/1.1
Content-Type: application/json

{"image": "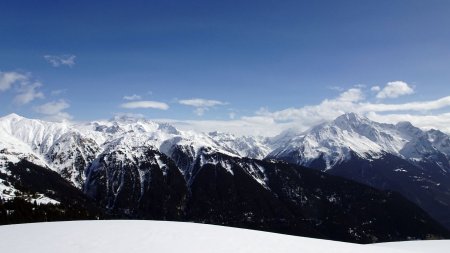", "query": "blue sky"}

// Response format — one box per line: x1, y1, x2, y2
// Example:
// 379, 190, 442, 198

2, 0, 450, 135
